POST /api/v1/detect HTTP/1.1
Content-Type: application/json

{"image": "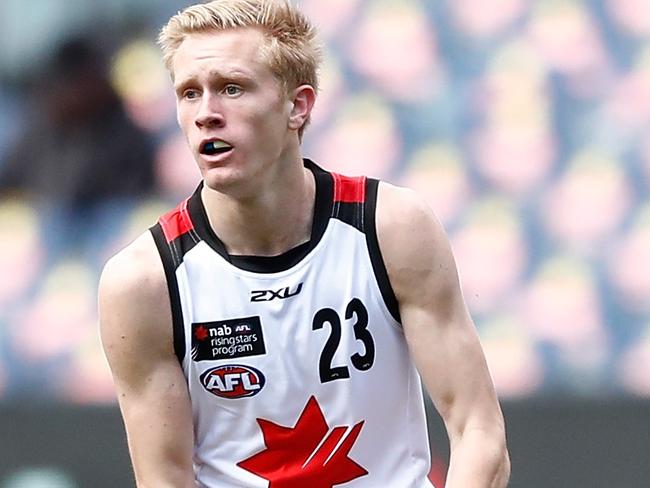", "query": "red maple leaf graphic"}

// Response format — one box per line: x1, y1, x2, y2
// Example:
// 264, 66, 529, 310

237, 396, 368, 487
195, 326, 208, 341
